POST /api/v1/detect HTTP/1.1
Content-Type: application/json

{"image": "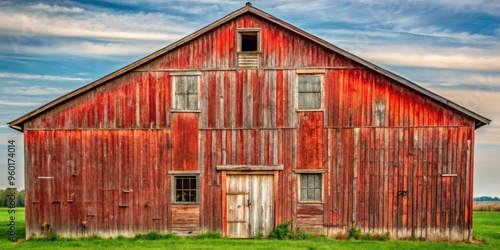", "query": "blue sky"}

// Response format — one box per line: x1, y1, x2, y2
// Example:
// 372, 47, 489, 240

0, 0, 499, 196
